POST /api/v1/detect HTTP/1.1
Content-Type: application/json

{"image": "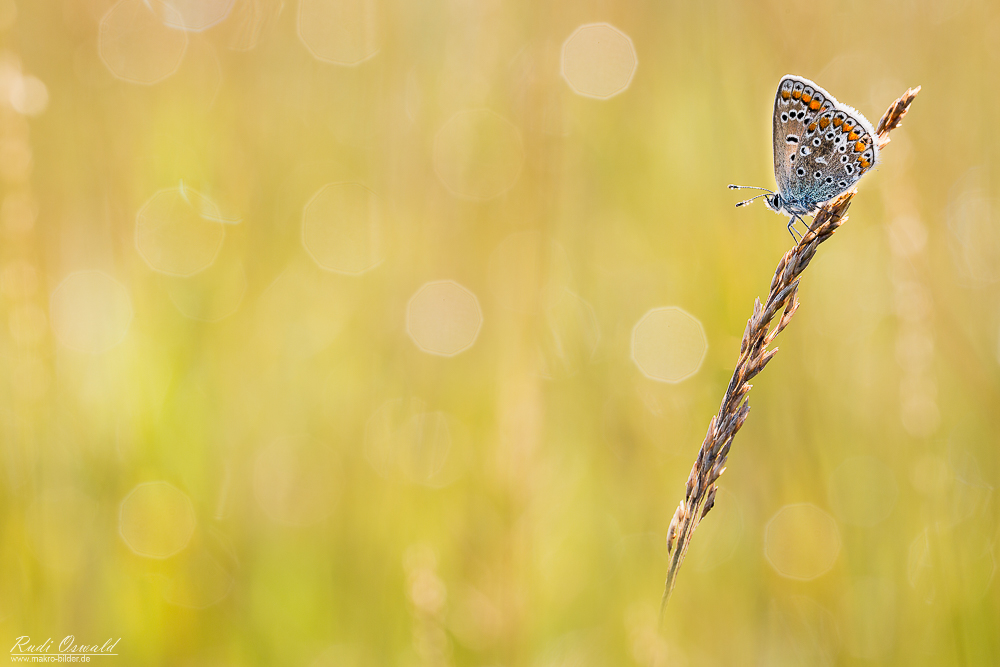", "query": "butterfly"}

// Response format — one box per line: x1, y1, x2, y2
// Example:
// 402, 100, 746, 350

730, 75, 879, 239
